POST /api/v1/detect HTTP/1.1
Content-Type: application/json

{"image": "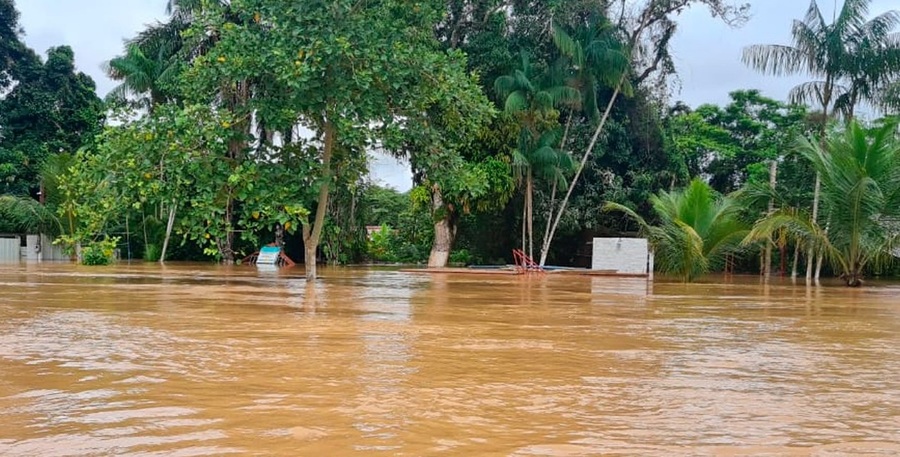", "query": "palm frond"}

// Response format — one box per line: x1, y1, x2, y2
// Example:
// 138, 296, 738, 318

0, 196, 63, 236
741, 44, 809, 77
